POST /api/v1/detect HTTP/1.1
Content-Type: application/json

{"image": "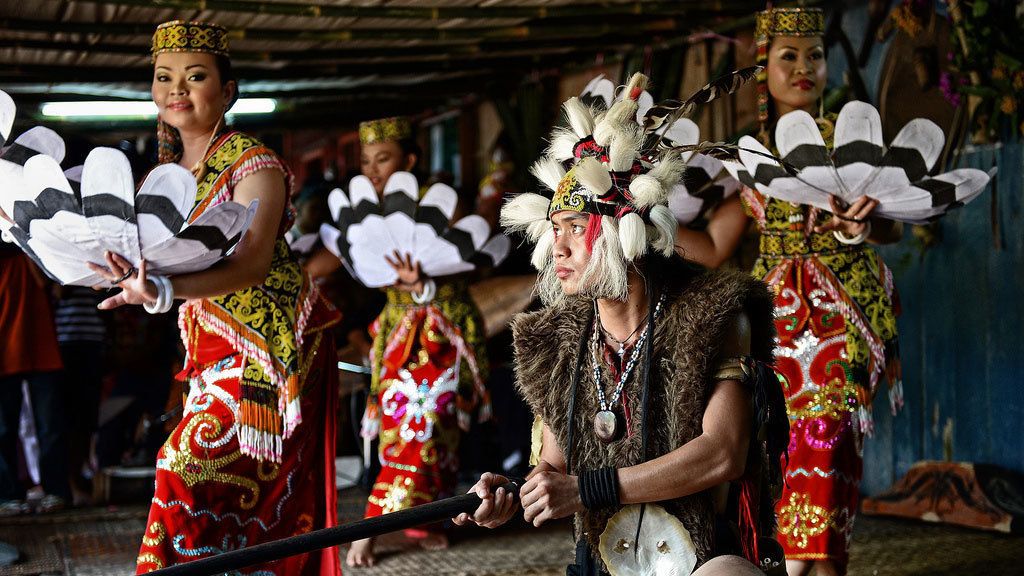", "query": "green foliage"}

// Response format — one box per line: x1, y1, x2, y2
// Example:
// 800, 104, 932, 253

947, 0, 1024, 141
